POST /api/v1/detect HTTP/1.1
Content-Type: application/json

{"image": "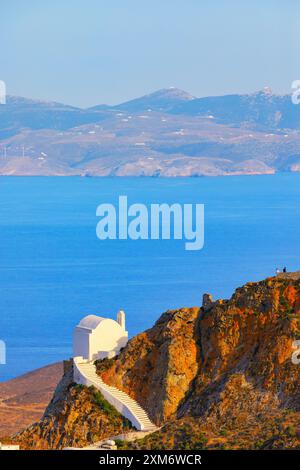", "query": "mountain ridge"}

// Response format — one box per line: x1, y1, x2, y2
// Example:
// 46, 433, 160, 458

6, 87, 290, 111
1, 88, 300, 176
